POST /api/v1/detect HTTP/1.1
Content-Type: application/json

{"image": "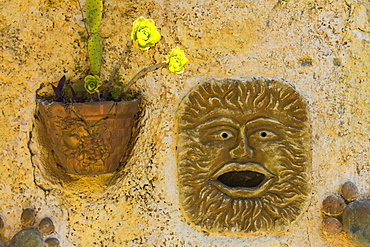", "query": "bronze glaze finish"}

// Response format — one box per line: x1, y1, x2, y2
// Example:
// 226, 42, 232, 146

38, 99, 139, 175
176, 78, 311, 233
